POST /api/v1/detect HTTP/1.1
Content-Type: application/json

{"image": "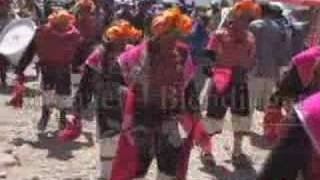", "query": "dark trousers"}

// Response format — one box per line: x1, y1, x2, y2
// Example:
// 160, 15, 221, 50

41, 65, 71, 95
207, 82, 250, 119
111, 106, 192, 180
